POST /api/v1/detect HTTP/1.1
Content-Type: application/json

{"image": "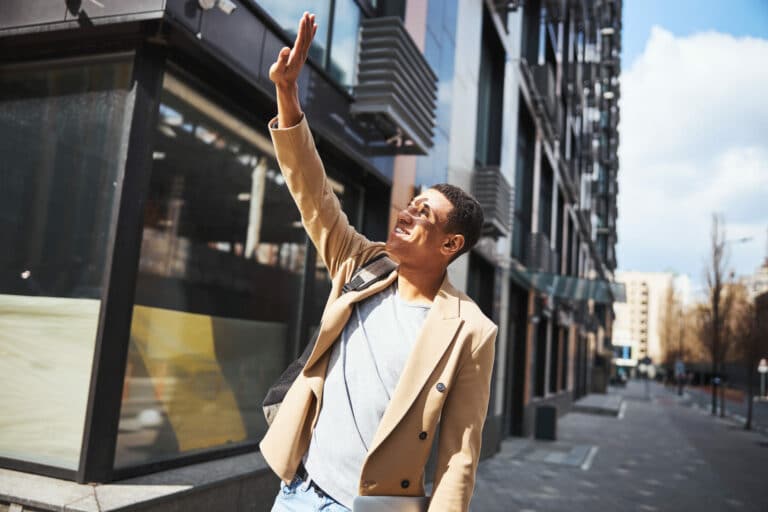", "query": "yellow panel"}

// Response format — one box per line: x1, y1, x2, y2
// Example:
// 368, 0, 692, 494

129, 305, 247, 451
